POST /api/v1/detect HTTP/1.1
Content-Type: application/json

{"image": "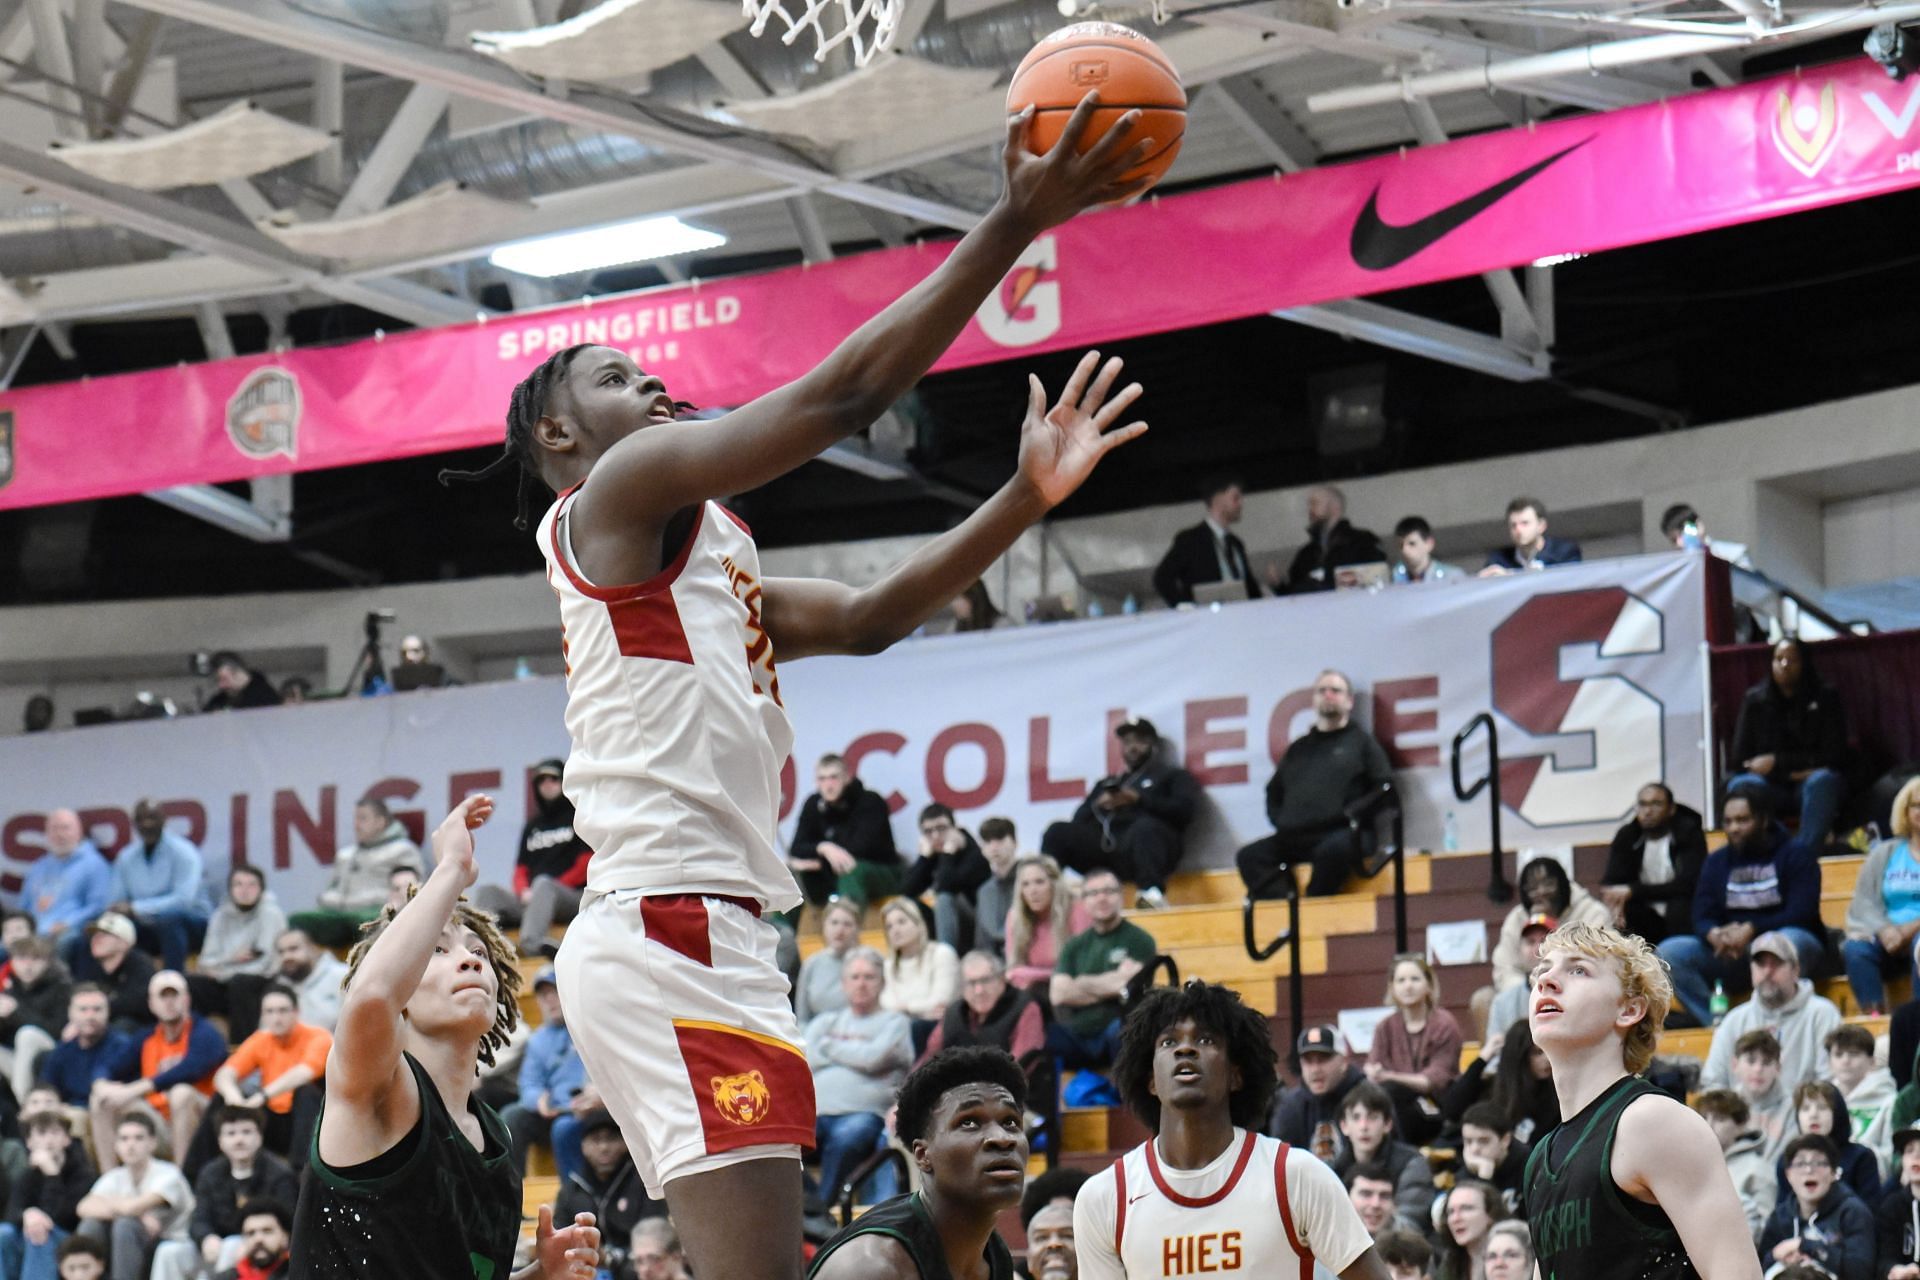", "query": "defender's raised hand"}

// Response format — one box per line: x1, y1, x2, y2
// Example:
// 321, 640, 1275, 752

1014, 350, 1147, 510
430, 793, 493, 893
1002, 94, 1158, 234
